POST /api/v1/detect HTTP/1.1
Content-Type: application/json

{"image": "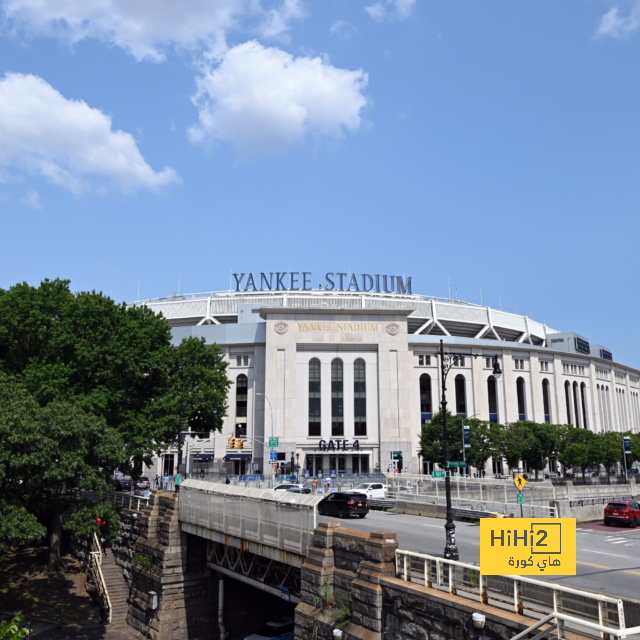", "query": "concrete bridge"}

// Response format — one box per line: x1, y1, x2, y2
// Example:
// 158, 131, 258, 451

100, 482, 640, 640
